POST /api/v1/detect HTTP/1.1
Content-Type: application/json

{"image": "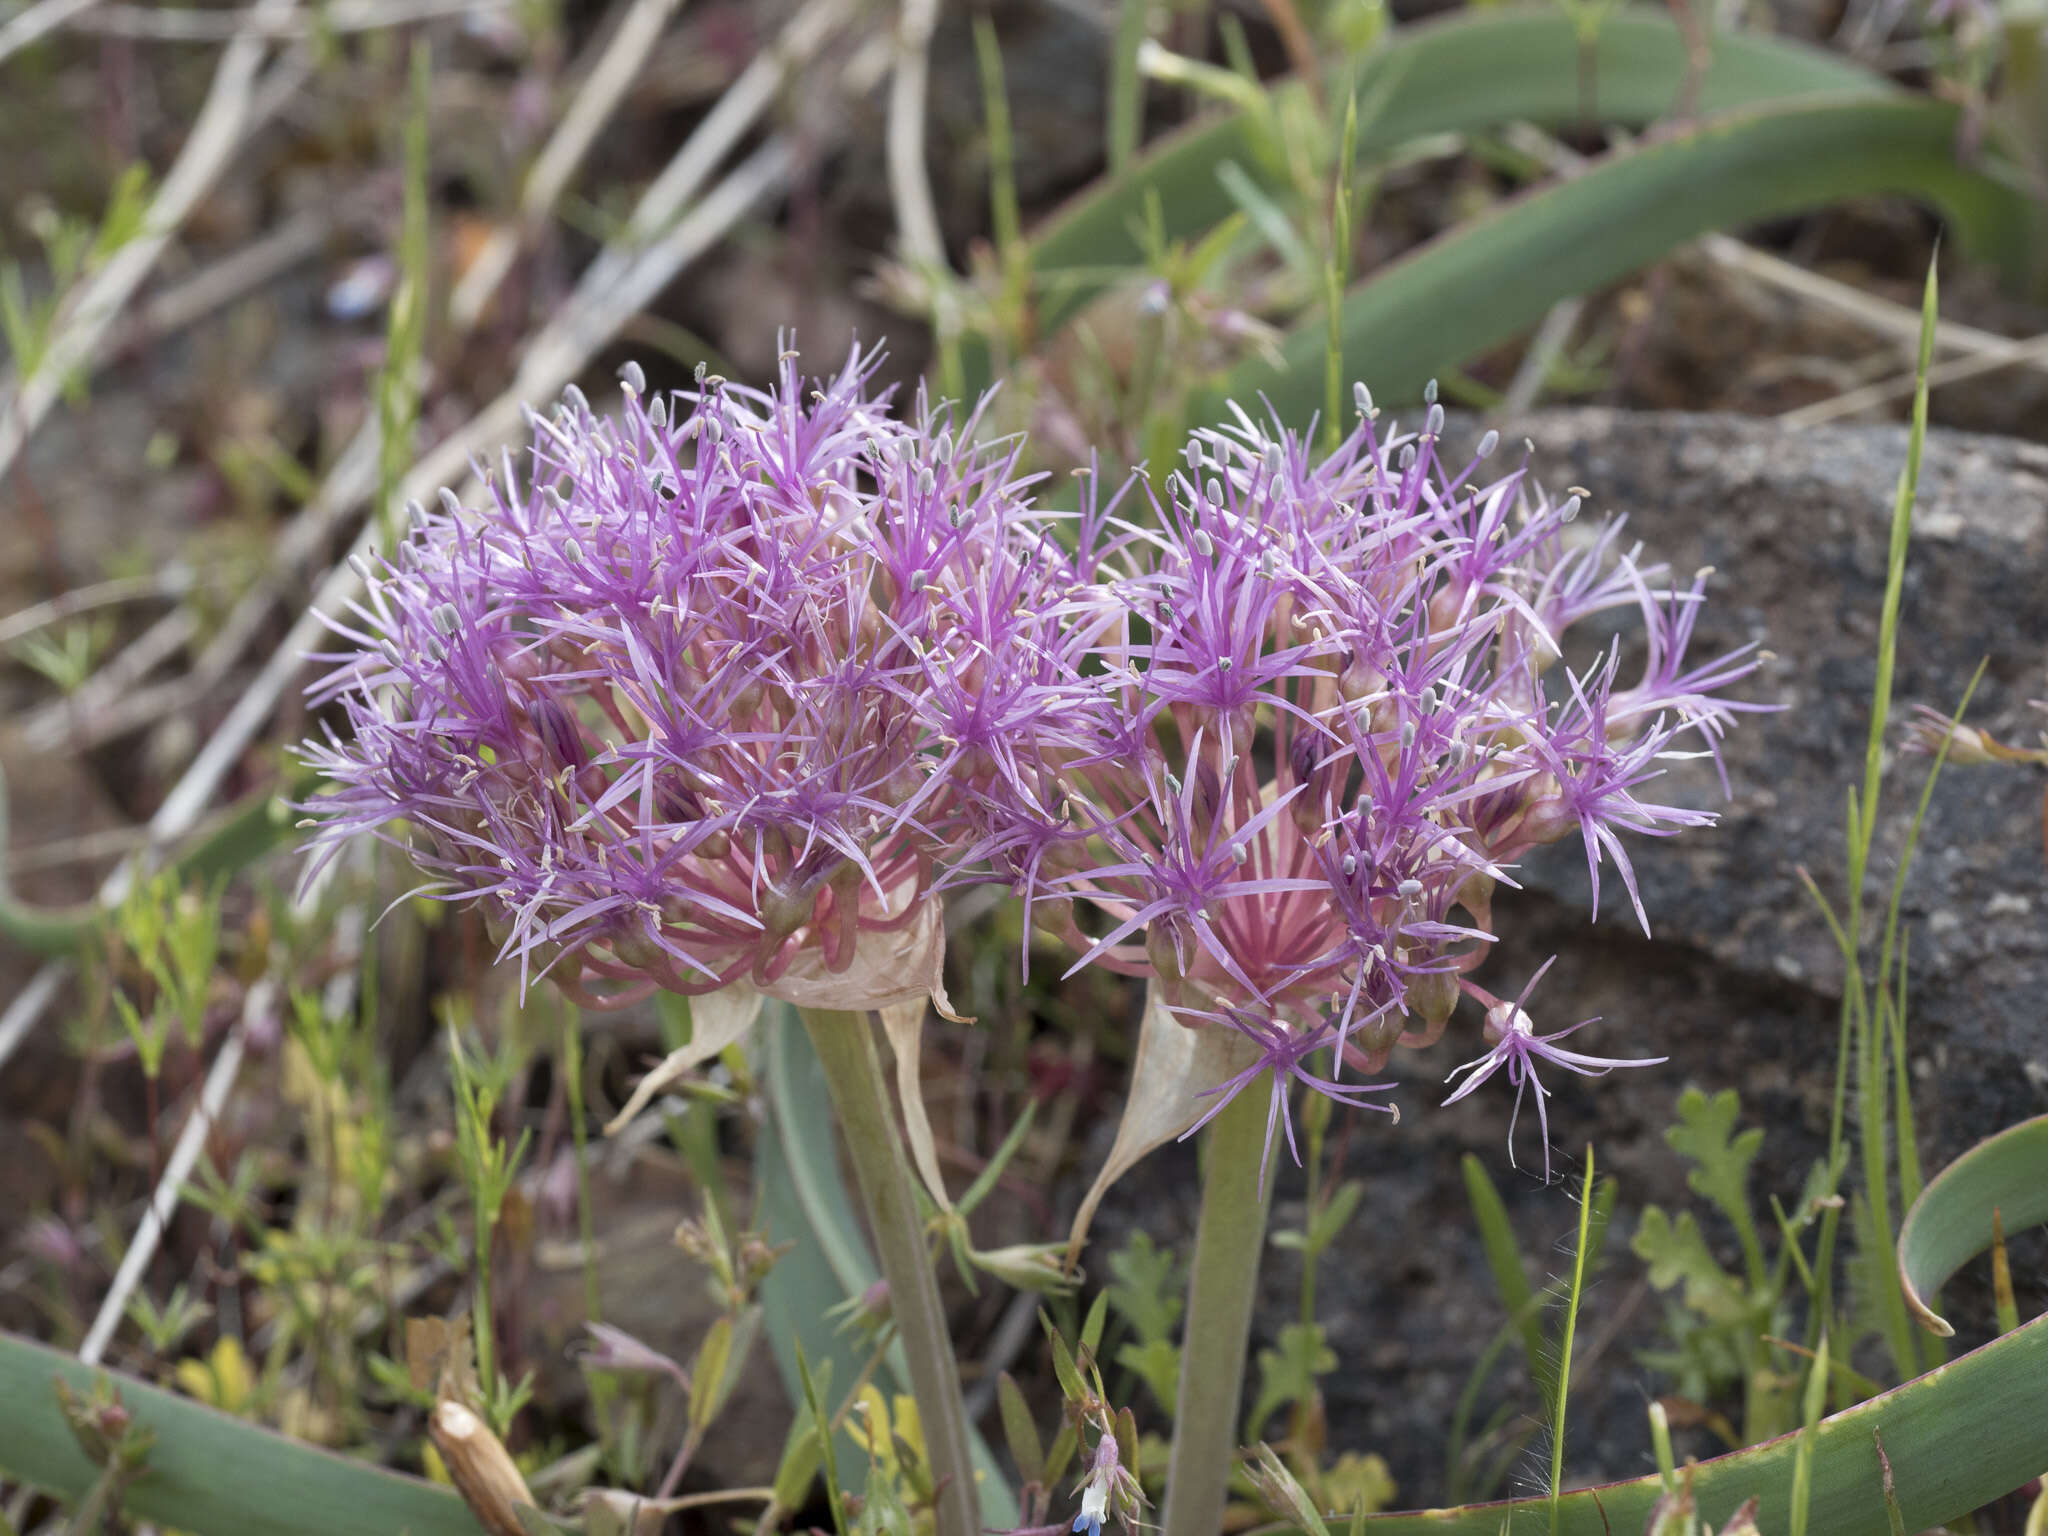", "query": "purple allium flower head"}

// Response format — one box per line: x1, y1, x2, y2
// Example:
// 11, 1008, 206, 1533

983, 398, 1758, 1175
299, 346, 1079, 1013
